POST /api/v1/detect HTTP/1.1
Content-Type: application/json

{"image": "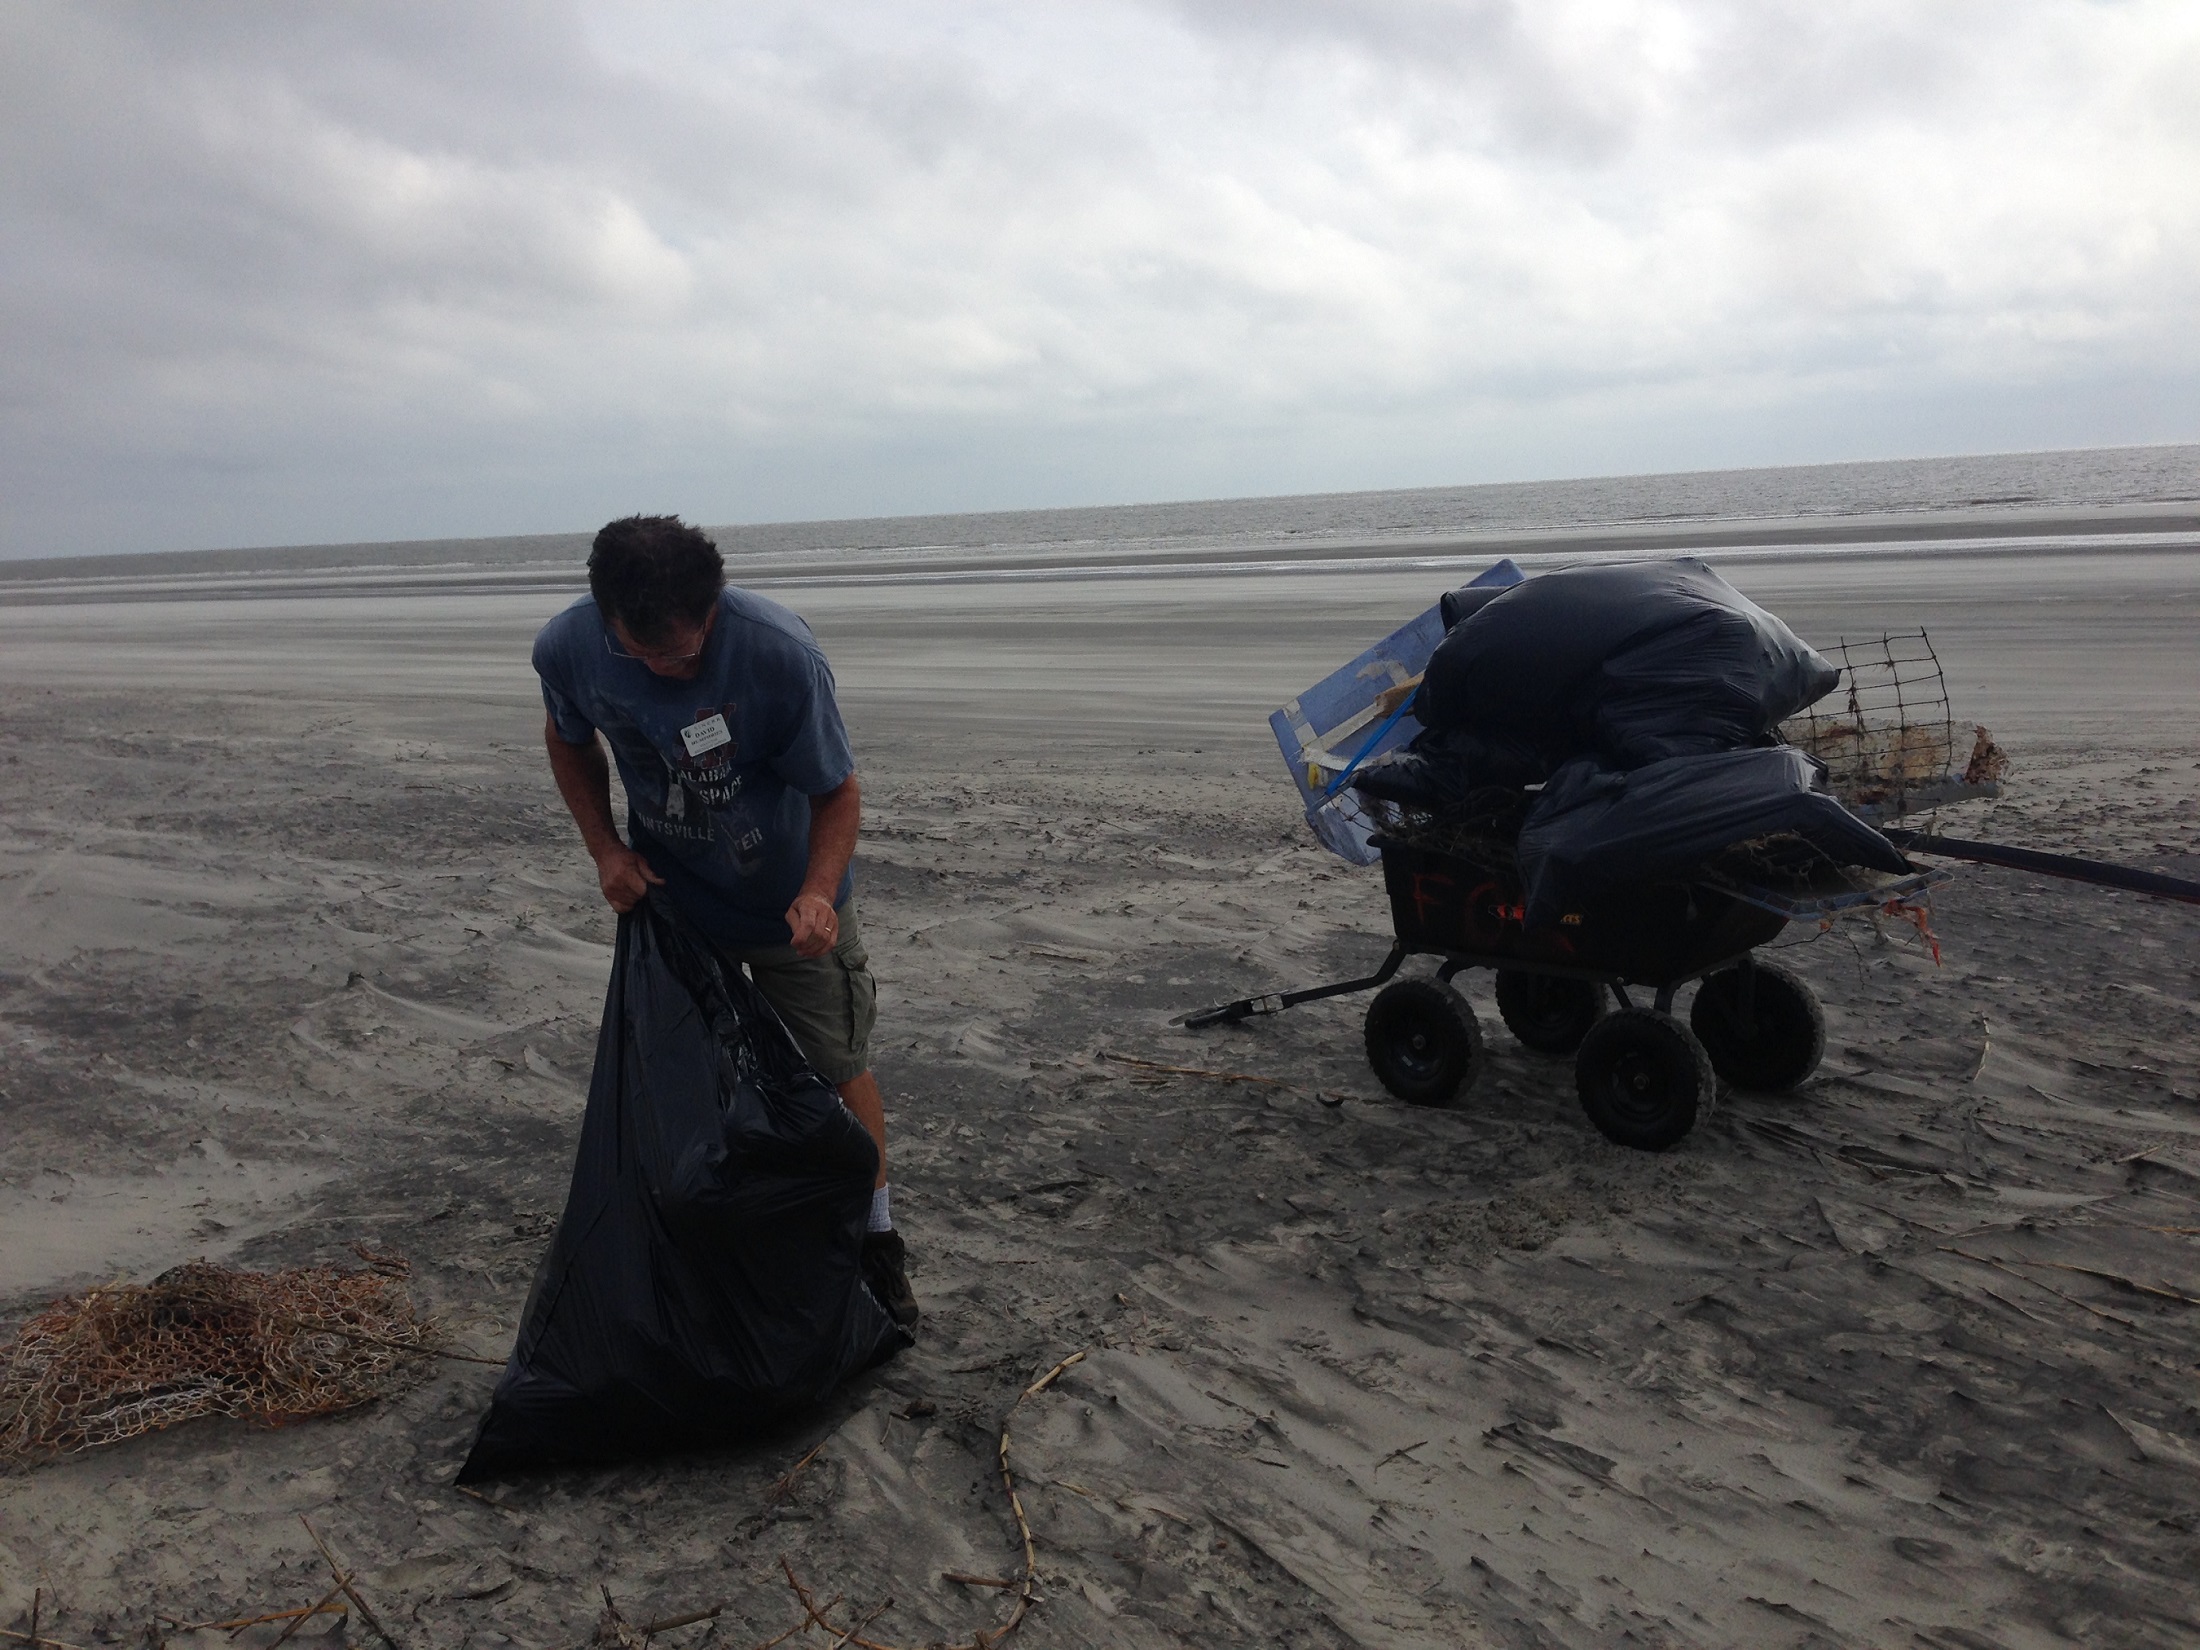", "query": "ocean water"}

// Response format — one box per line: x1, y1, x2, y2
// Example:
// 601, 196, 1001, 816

707, 442, 2200, 559
0, 446, 2192, 753
2, 444, 2196, 603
